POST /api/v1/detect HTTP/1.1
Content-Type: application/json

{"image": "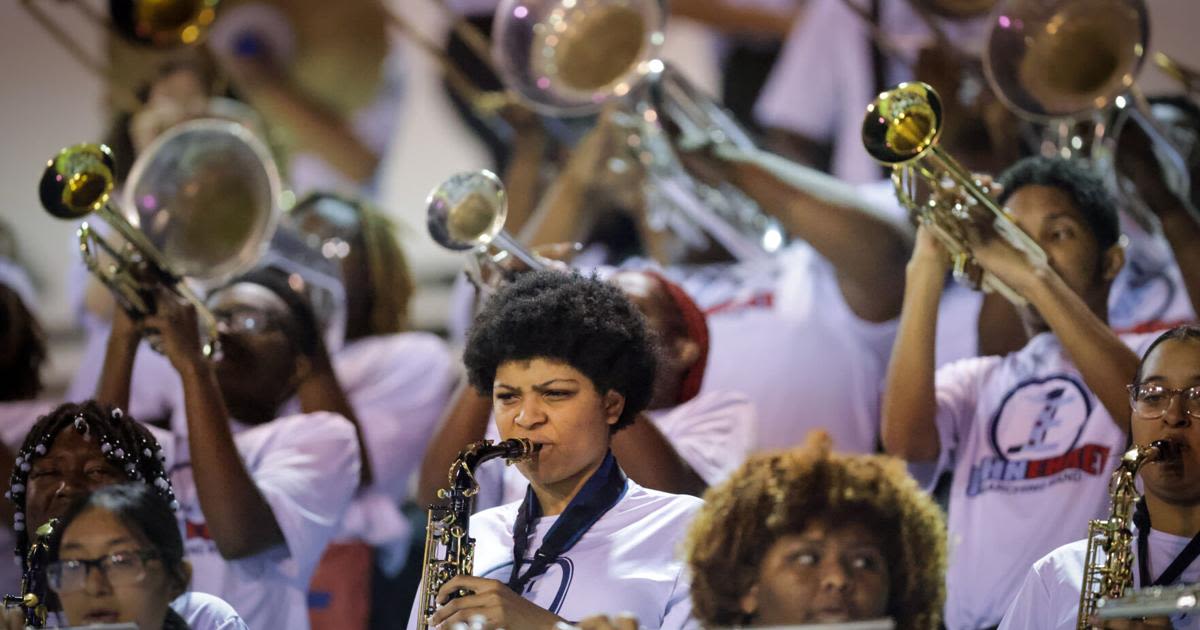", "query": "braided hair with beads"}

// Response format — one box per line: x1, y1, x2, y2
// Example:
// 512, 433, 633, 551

6, 400, 178, 570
